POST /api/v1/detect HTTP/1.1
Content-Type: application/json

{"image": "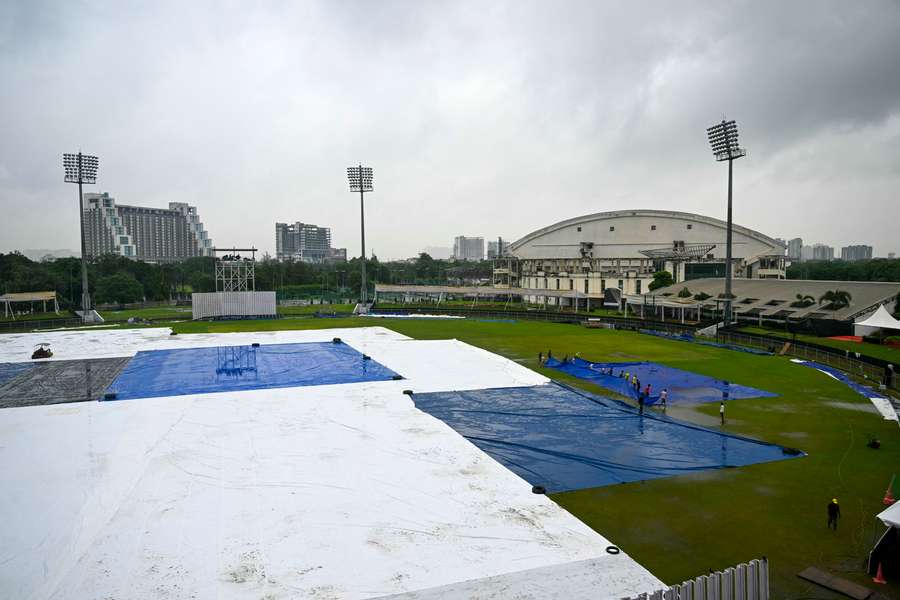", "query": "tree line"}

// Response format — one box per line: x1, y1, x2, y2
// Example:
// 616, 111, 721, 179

787, 258, 900, 282
0, 252, 493, 308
